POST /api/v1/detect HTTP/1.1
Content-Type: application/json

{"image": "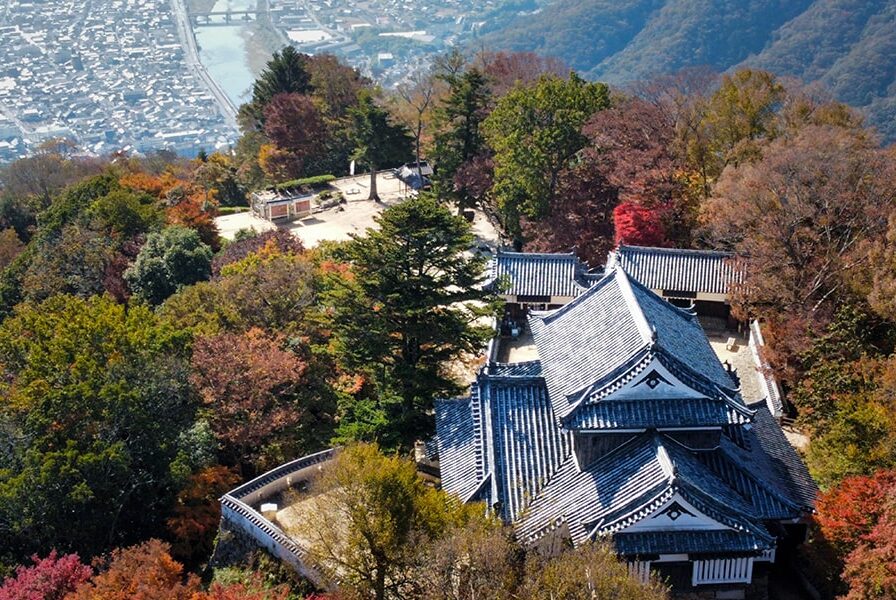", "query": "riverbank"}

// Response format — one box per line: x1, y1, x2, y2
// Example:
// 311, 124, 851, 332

187, 0, 291, 111
245, 0, 288, 74
171, 0, 239, 126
